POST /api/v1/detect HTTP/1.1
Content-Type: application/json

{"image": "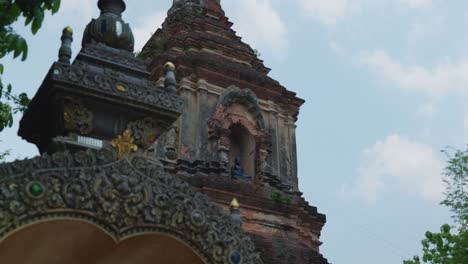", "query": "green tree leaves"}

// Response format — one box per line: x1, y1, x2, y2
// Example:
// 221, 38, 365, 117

0, 81, 30, 132
13, 0, 61, 34
0, 101, 13, 131
0, 30, 28, 61
442, 148, 468, 229
0, 0, 61, 160
0, 0, 62, 61
0, 140, 10, 161
405, 221, 468, 264
404, 147, 468, 264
